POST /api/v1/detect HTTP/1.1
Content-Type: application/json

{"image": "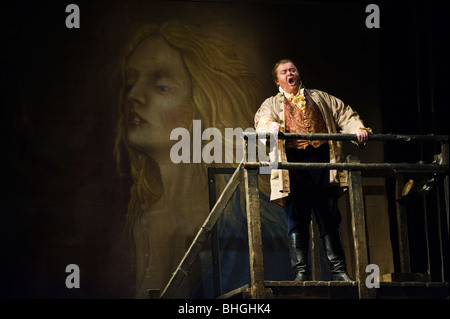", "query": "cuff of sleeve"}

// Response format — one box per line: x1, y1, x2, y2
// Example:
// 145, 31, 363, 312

358, 127, 373, 134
